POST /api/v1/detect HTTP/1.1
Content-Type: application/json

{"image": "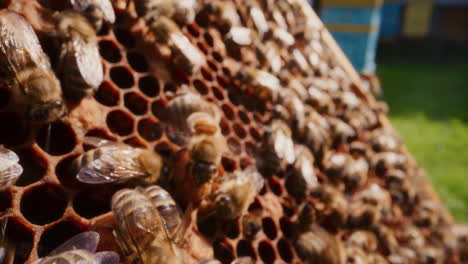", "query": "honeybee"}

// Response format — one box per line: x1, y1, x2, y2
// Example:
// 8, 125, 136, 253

261, 119, 295, 173
388, 247, 417, 264
334, 91, 361, 112
148, 16, 205, 74
346, 230, 378, 253
350, 184, 391, 227
295, 224, 346, 264
71, 0, 115, 31
225, 26, 253, 46
242, 213, 262, 240
255, 41, 283, 73
235, 67, 281, 103
164, 93, 224, 176
297, 203, 317, 233
311, 184, 348, 227
183, 112, 226, 185
345, 158, 369, 189
231, 257, 254, 264
74, 137, 164, 185
286, 144, 318, 198
55, 11, 103, 98
111, 187, 183, 264
307, 87, 335, 114
0, 219, 13, 264
297, 106, 331, 155
346, 106, 379, 132
345, 245, 369, 264
0, 11, 65, 122
417, 246, 444, 264
247, 3, 269, 37
199, 260, 221, 264
372, 152, 407, 175
386, 169, 416, 207
367, 253, 388, 264
210, 167, 264, 220
143, 185, 183, 238
323, 151, 351, 181
327, 117, 356, 144
400, 225, 425, 250
132, 0, 197, 25
349, 141, 371, 160
34, 231, 119, 264
371, 129, 400, 153
273, 89, 305, 128
288, 48, 310, 75
372, 225, 399, 255
199, 1, 240, 33
271, 26, 295, 47
168, 106, 226, 206
413, 199, 440, 228
163, 92, 221, 146
0, 146, 23, 191
170, 30, 205, 75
